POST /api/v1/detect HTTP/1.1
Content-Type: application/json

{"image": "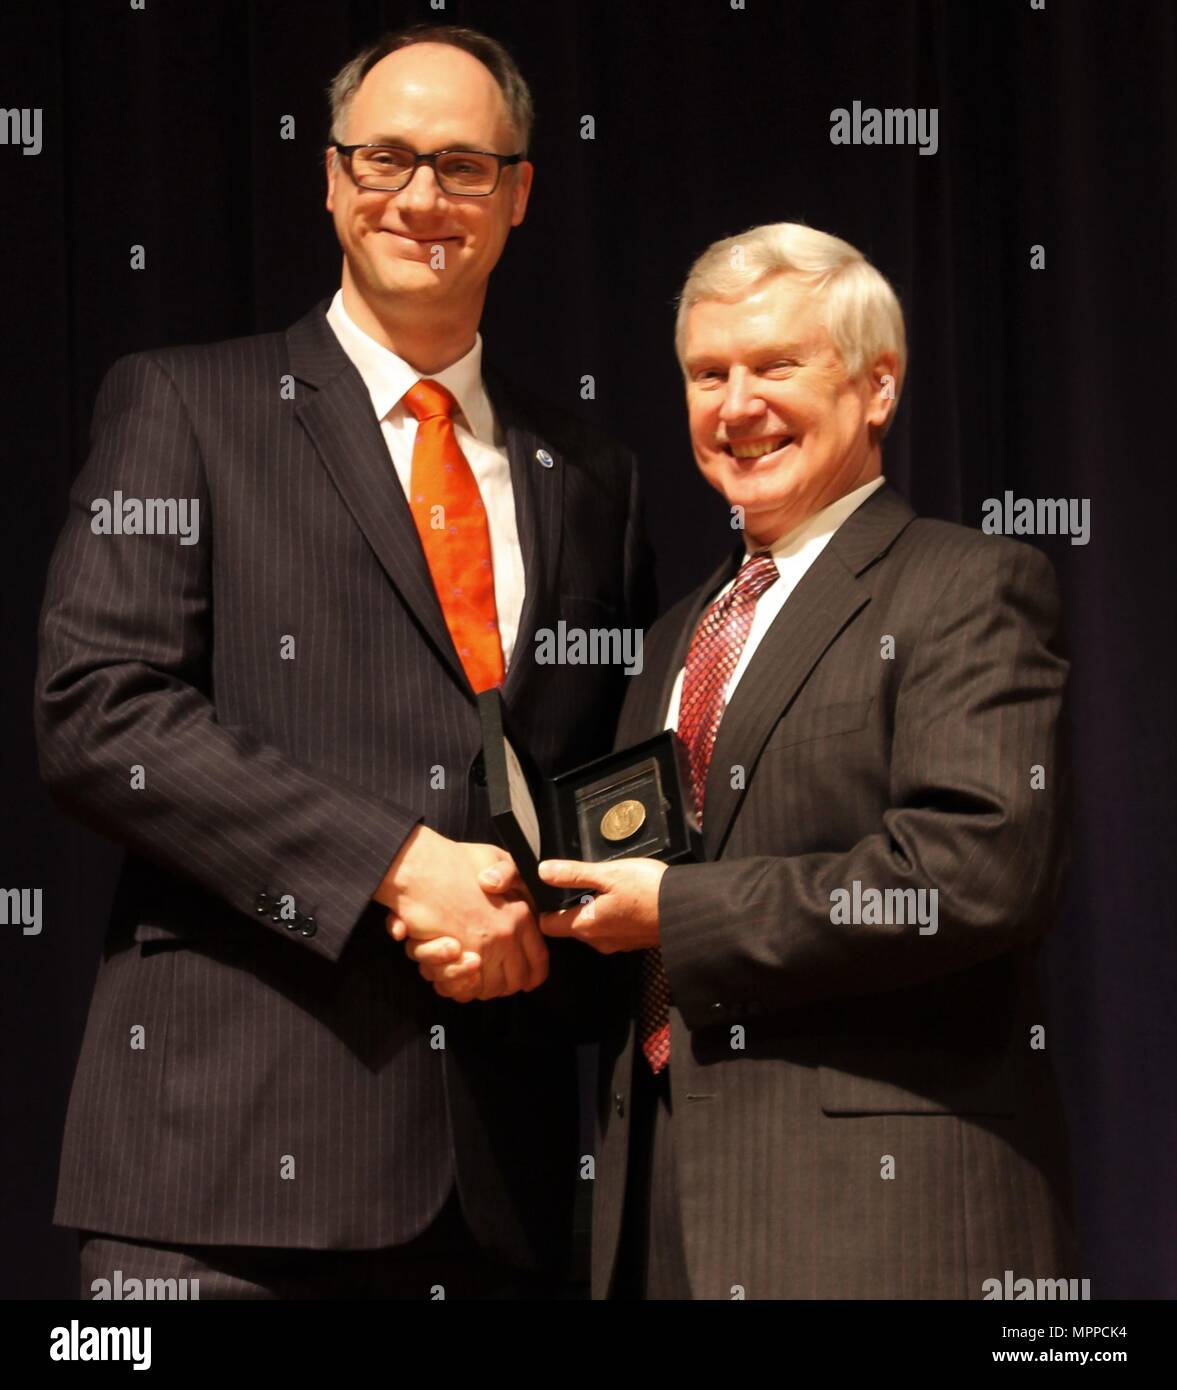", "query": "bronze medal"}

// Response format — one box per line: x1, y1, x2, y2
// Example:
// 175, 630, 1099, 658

600, 798, 646, 842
